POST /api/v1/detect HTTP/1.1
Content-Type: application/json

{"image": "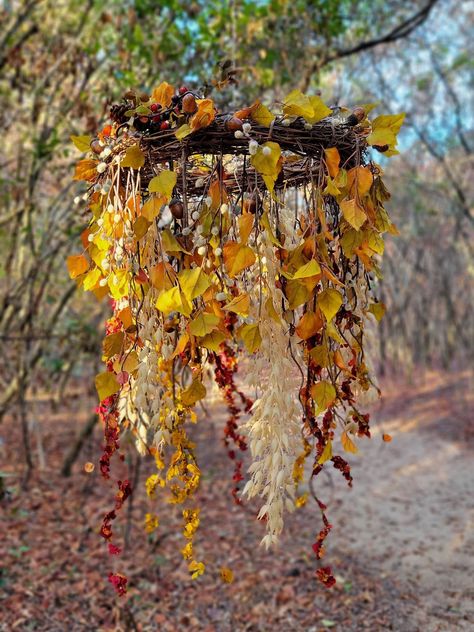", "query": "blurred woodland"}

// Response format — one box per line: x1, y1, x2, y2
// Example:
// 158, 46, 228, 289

0, 1, 473, 630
